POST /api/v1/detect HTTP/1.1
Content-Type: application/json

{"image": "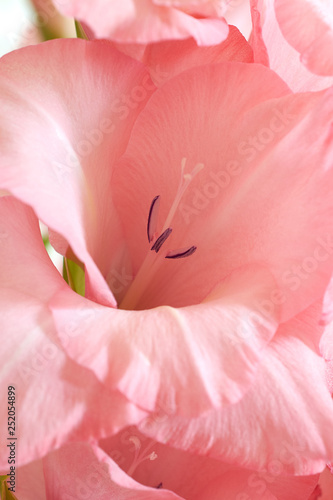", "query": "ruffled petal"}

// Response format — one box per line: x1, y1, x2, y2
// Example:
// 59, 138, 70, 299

53, 0, 229, 45
0, 197, 146, 467
139, 307, 333, 474
275, 0, 333, 76
224, 0, 252, 39
0, 39, 155, 306
51, 265, 278, 417
250, 0, 333, 91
